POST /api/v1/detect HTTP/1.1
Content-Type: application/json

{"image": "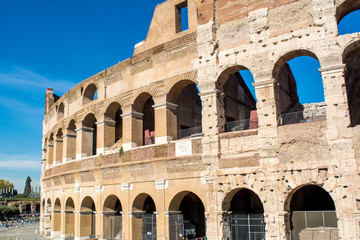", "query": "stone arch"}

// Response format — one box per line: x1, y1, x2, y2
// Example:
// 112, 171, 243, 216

103, 195, 123, 239
168, 191, 206, 239
82, 113, 98, 156
132, 193, 157, 240
53, 198, 61, 234
65, 197, 75, 237
80, 196, 96, 237
104, 102, 123, 147
164, 71, 198, 93
57, 102, 64, 120
133, 92, 155, 146
54, 128, 63, 164
284, 184, 338, 240
336, 0, 360, 24
343, 40, 360, 126
167, 79, 202, 140
272, 49, 325, 125
217, 65, 257, 133
83, 83, 98, 104
222, 188, 265, 240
